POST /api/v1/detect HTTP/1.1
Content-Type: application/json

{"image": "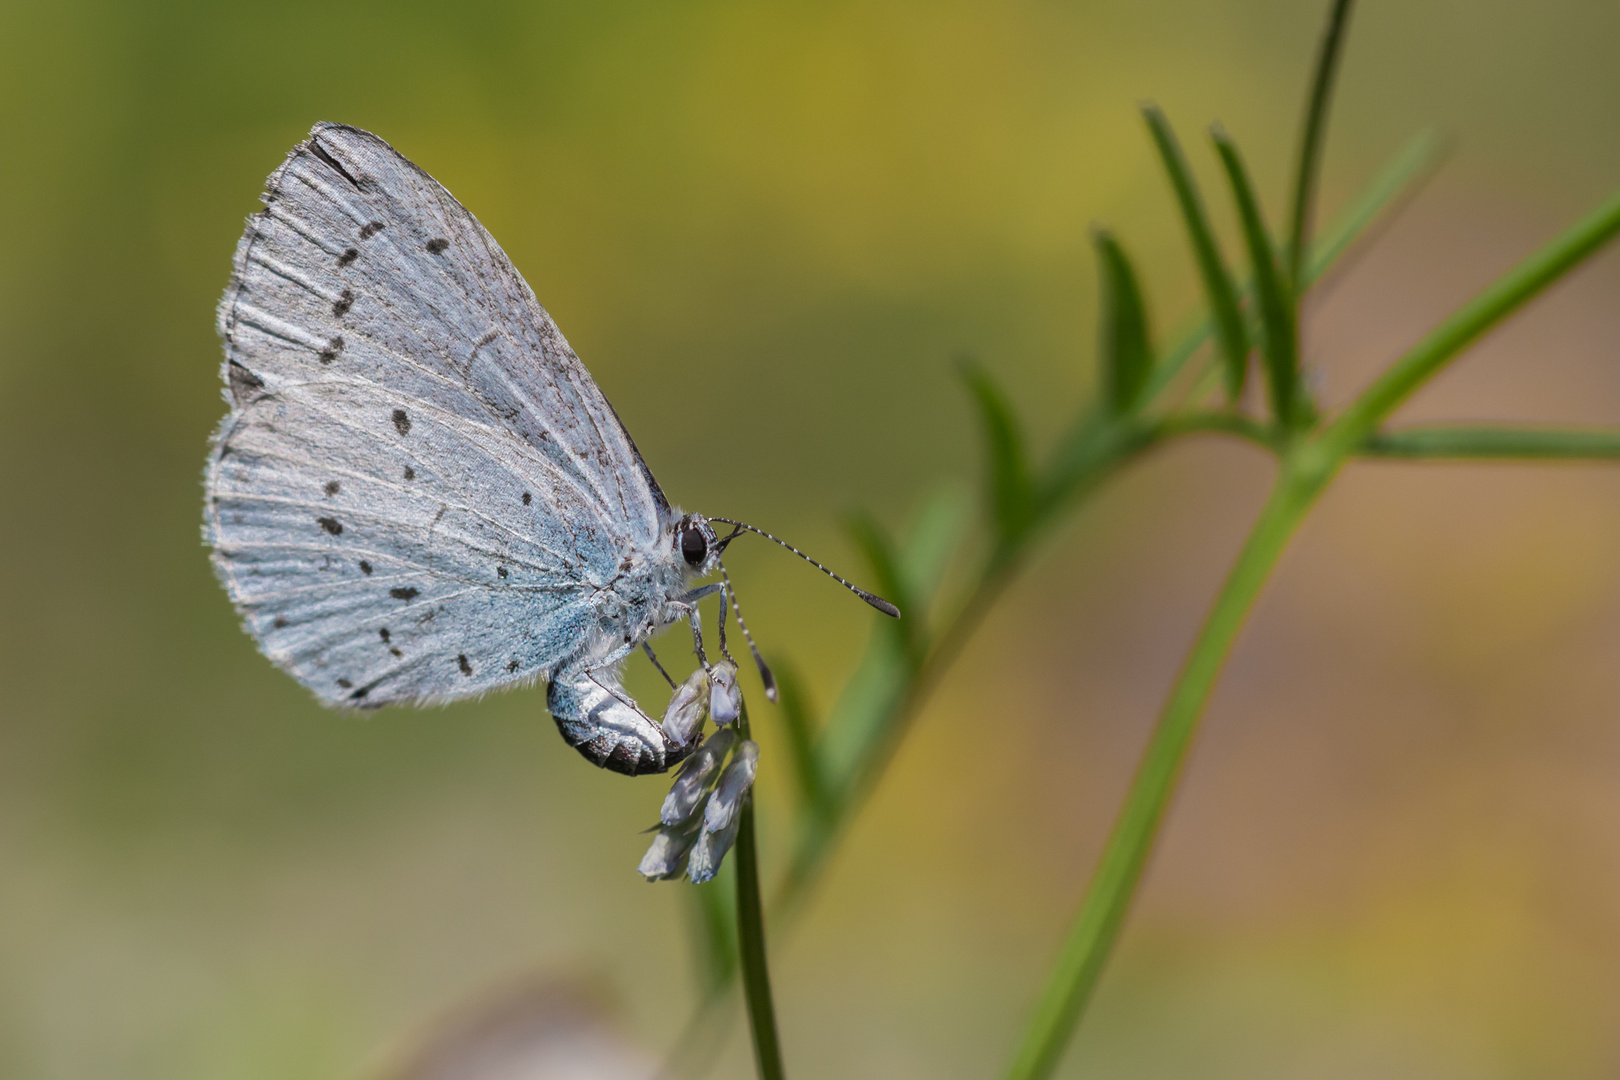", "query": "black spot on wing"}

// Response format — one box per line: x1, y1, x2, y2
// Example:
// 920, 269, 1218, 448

506, 660, 520, 673
358, 560, 372, 574
457, 654, 472, 676
521, 491, 531, 506
359, 220, 384, 240
324, 481, 340, 496
307, 138, 362, 189
337, 248, 358, 267
318, 336, 344, 363
226, 361, 264, 406
392, 409, 411, 435
426, 238, 449, 254
496, 566, 507, 579
402, 466, 415, 480
332, 289, 354, 317
379, 628, 391, 643
390, 587, 418, 600
273, 617, 288, 628
336, 678, 352, 689
317, 516, 342, 535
